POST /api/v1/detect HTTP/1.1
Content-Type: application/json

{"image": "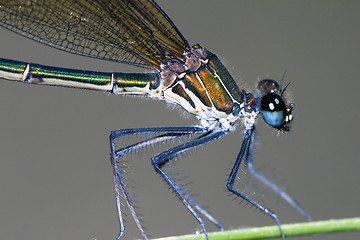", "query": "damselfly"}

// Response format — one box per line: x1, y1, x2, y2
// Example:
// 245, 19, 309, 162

0, 0, 312, 239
